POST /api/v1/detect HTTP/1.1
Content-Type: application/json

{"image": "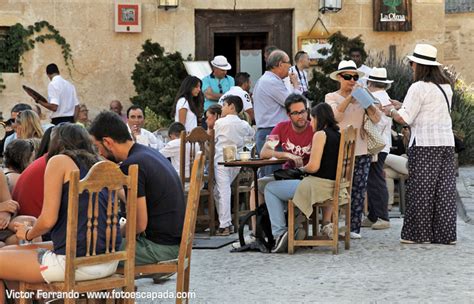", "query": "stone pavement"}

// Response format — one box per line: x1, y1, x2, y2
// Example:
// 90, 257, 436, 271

135, 166, 474, 304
